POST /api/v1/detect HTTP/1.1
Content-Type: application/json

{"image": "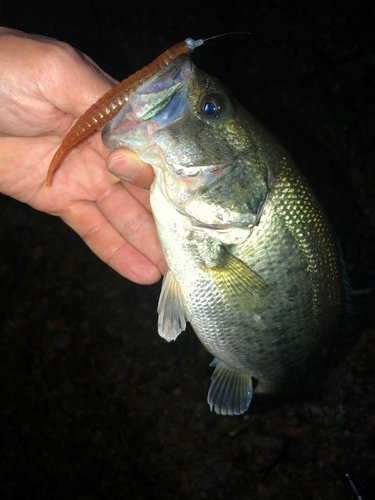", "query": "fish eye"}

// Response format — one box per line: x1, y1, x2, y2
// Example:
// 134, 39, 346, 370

200, 94, 226, 118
